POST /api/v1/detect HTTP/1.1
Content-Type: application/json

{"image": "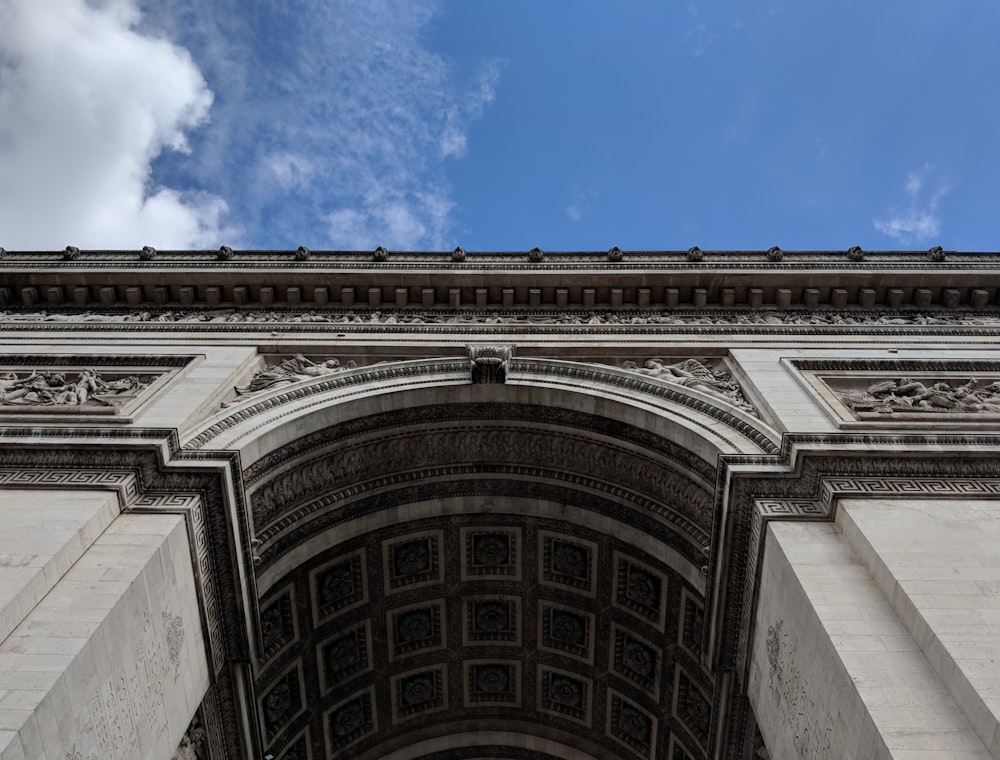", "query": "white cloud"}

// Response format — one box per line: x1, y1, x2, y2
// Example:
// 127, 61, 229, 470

138, 0, 500, 251
874, 166, 952, 244
0, 0, 229, 249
